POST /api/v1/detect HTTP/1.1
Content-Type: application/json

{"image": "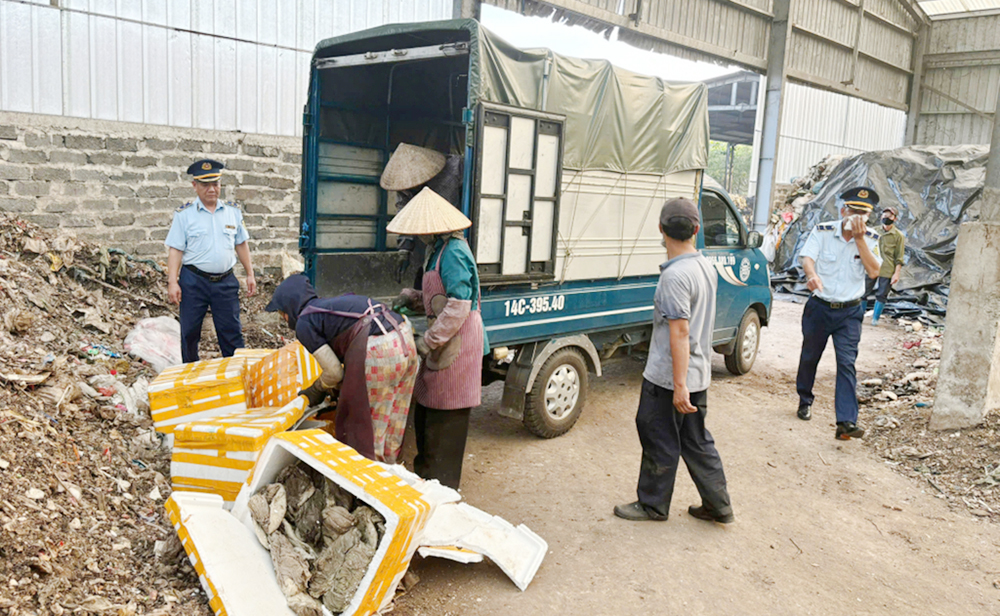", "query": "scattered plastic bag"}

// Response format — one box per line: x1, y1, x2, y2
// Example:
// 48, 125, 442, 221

124, 317, 182, 374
